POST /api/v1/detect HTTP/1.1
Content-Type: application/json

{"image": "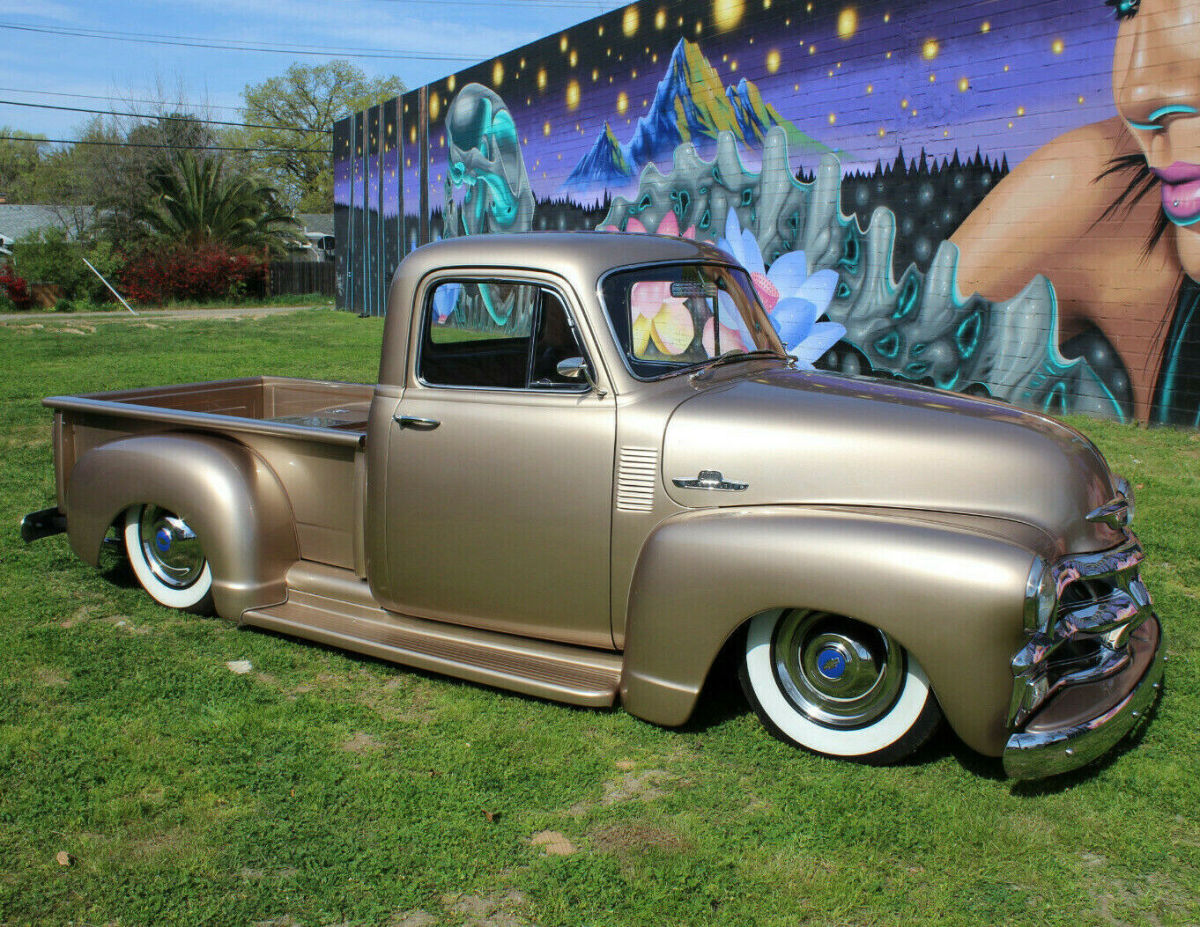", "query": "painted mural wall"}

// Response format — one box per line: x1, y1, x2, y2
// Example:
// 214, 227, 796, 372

335, 0, 1200, 426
